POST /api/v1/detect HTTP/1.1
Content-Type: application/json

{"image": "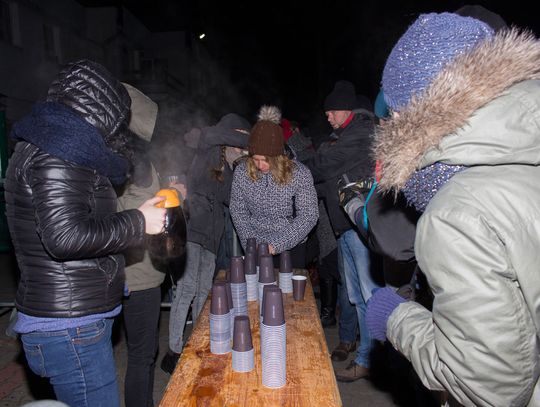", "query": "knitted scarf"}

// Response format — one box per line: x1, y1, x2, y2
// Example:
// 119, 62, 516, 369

11, 102, 129, 185
402, 162, 466, 212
